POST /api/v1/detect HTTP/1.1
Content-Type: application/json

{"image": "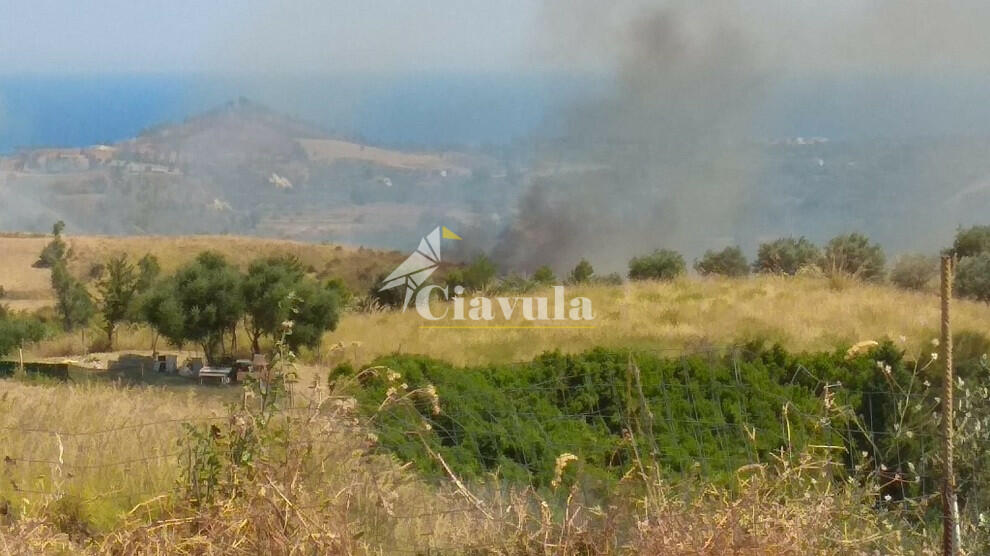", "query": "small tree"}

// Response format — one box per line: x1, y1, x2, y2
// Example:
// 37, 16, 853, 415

628, 250, 686, 281
242, 256, 306, 355
51, 262, 94, 331
889, 254, 938, 291
285, 281, 341, 352
952, 225, 990, 258
532, 265, 557, 285
956, 253, 990, 303
137, 279, 185, 354
822, 233, 886, 281
96, 254, 139, 349
171, 252, 244, 365
444, 255, 497, 292
569, 259, 595, 284
136, 254, 161, 292
34, 221, 68, 269
753, 237, 820, 275
694, 246, 749, 277
463, 254, 497, 291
